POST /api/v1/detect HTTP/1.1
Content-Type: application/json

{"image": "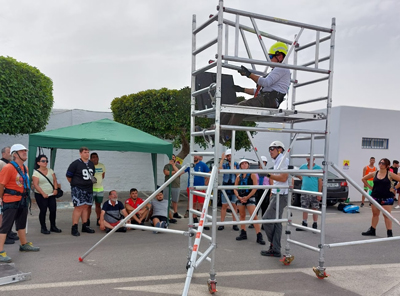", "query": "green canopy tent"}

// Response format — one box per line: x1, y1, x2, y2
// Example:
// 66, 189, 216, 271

28, 118, 173, 189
